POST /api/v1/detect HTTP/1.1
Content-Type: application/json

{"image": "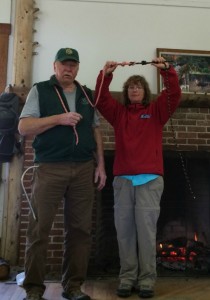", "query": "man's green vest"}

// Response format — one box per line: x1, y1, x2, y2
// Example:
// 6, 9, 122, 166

32, 75, 96, 162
